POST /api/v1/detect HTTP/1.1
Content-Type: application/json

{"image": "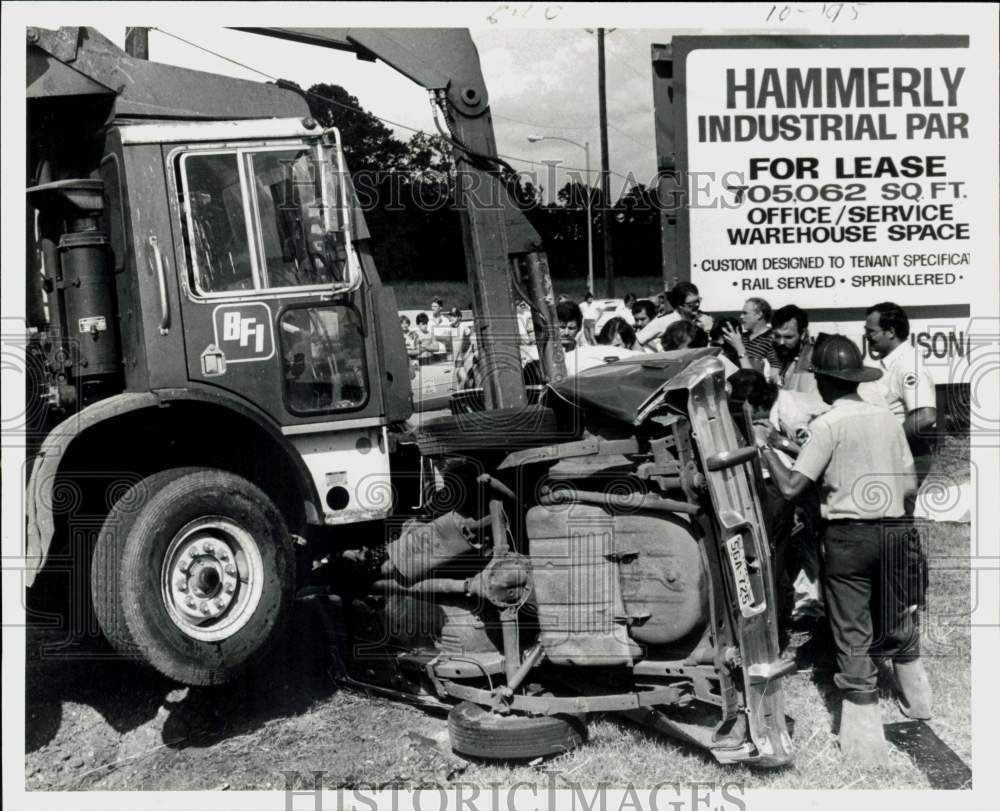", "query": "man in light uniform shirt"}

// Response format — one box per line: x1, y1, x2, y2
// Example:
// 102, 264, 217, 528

631, 299, 674, 352
756, 335, 929, 764
863, 302, 937, 487
579, 292, 600, 345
